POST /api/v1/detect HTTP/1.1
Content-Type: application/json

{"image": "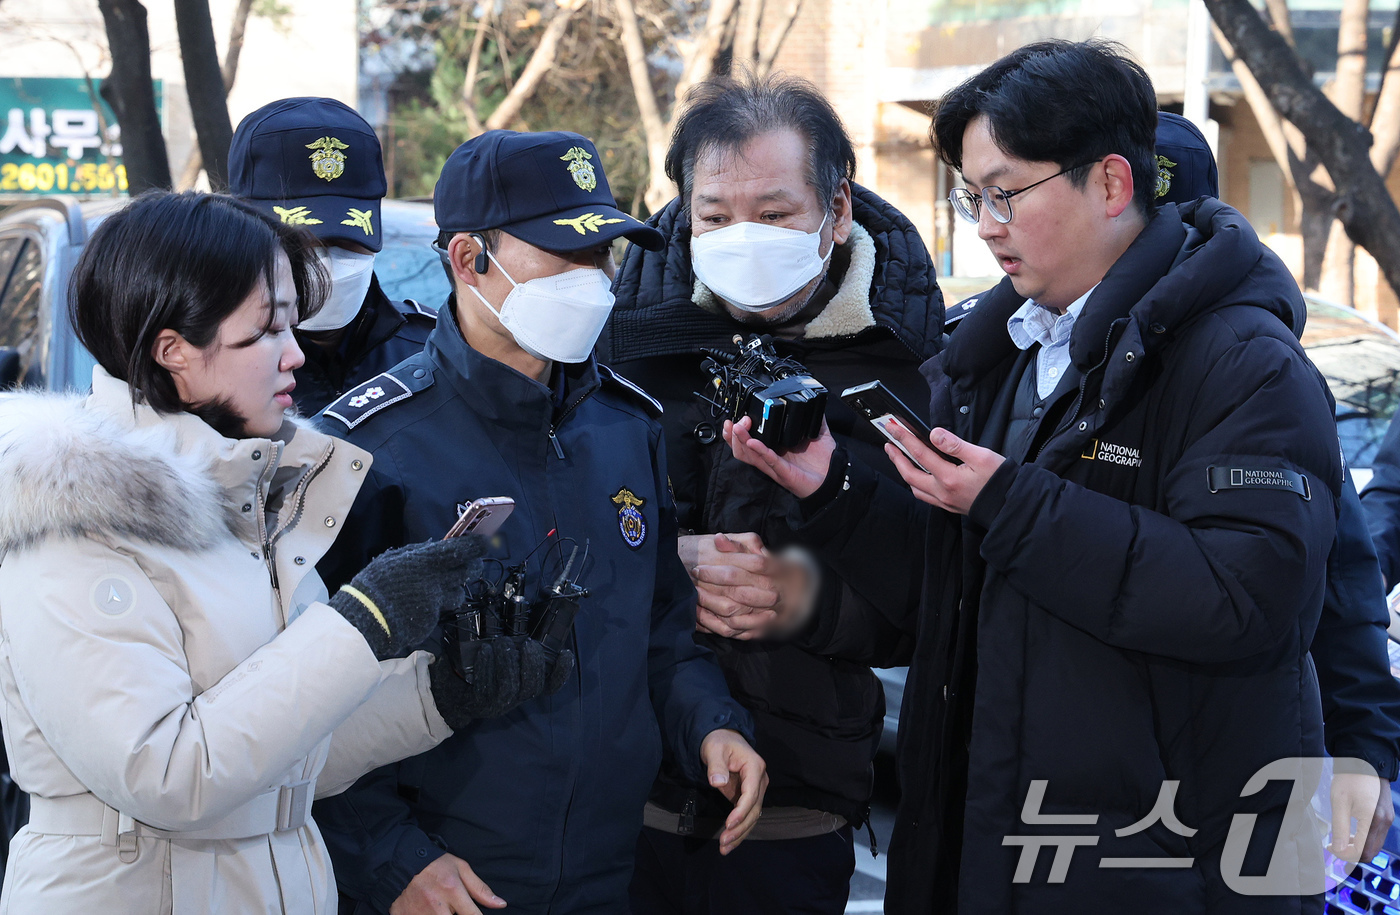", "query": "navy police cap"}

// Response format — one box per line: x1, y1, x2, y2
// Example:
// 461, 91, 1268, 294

434, 130, 664, 252
1154, 111, 1219, 206
229, 97, 387, 252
